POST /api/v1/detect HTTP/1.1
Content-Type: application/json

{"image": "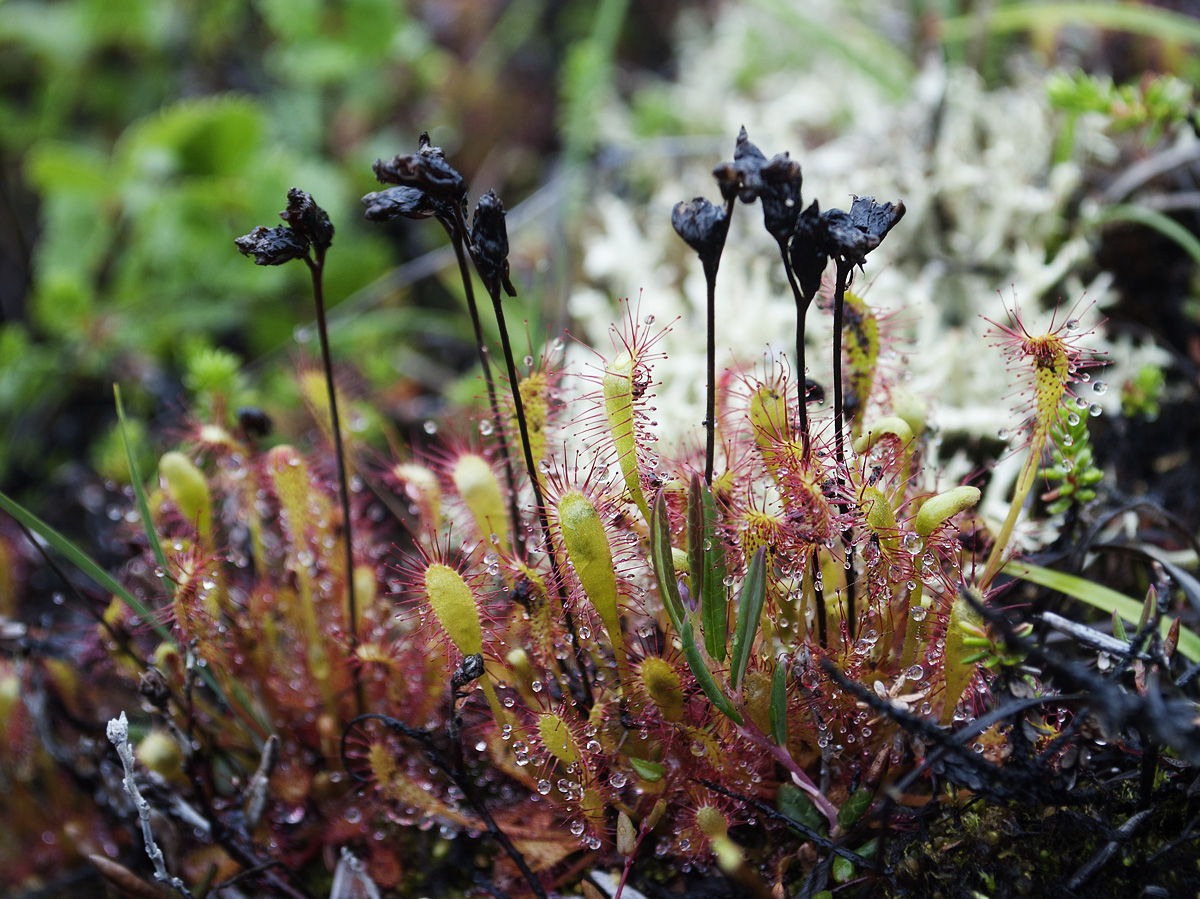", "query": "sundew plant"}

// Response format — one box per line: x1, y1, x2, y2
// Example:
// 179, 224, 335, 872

4, 127, 1200, 899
